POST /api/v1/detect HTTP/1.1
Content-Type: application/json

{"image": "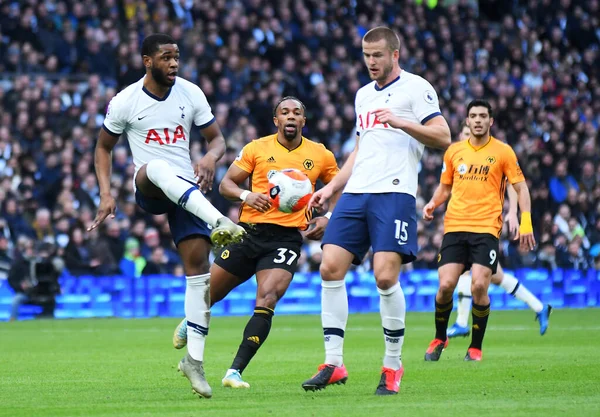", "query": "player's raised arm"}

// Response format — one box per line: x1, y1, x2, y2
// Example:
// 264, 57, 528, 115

88, 127, 119, 231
